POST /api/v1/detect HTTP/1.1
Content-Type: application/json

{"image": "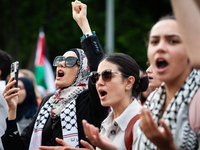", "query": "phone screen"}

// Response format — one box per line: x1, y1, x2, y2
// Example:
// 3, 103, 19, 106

10, 61, 19, 88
